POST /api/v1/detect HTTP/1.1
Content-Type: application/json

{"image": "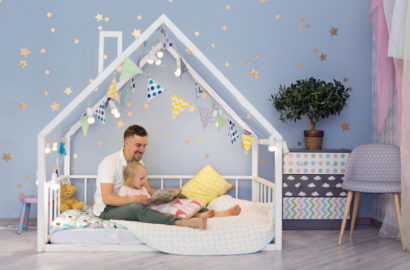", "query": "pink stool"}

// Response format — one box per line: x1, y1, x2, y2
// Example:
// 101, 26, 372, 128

17, 195, 37, 234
